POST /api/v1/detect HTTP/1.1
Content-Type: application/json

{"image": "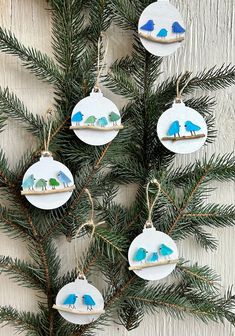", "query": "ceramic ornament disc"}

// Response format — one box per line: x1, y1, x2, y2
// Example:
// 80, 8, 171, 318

128, 227, 178, 281
70, 89, 122, 146
157, 102, 208, 154
138, 0, 186, 56
54, 278, 104, 324
21, 155, 75, 210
